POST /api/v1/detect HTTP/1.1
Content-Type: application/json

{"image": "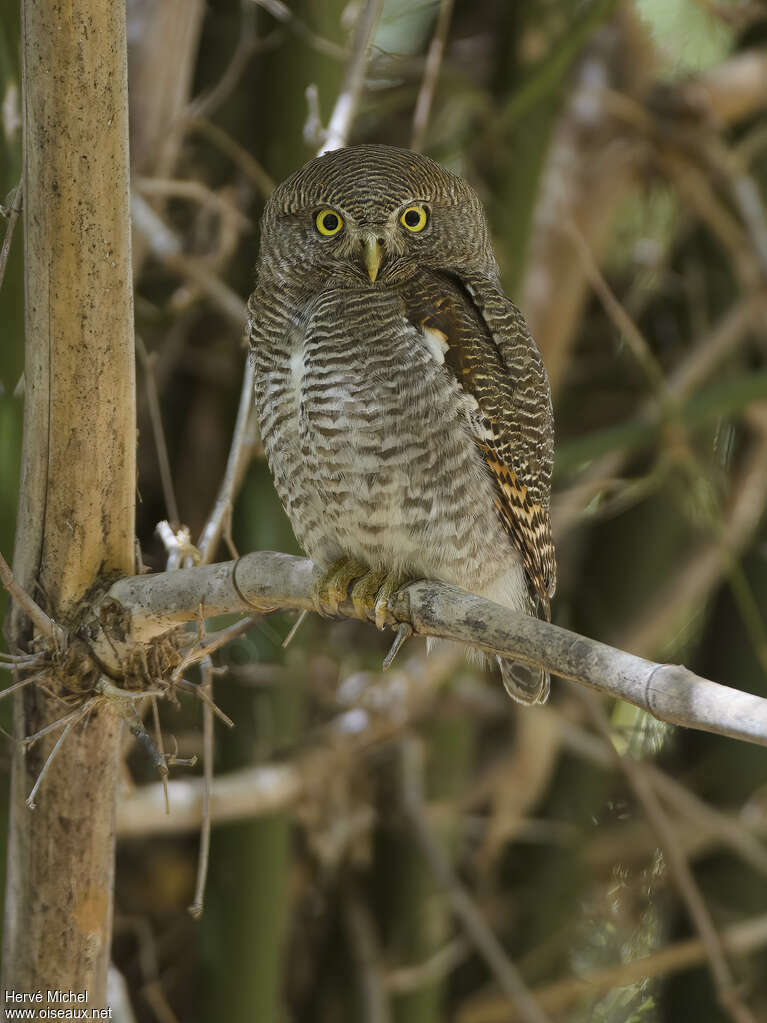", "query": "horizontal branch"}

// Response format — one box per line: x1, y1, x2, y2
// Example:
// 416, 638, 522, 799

98, 551, 767, 748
